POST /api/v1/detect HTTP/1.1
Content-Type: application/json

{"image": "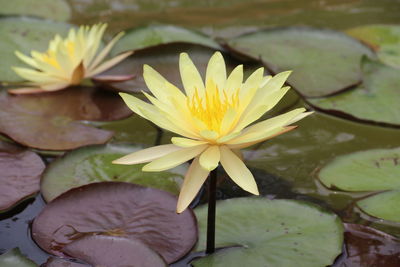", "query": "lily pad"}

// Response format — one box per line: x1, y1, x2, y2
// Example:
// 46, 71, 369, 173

318, 147, 400, 222
32, 182, 197, 263
111, 25, 220, 56
337, 224, 400, 267
0, 0, 71, 22
0, 87, 133, 150
0, 248, 37, 267
41, 144, 185, 202
44, 258, 88, 267
346, 25, 400, 69
226, 27, 373, 97
0, 141, 45, 212
63, 235, 167, 267
308, 58, 400, 127
192, 198, 343, 267
0, 17, 71, 82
